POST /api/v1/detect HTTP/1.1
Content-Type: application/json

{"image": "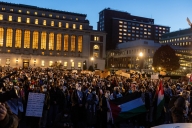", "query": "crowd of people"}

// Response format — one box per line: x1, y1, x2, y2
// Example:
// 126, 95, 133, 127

0, 67, 192, 128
